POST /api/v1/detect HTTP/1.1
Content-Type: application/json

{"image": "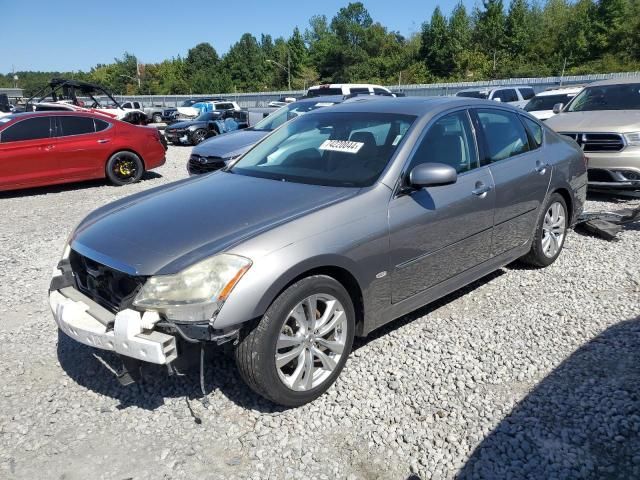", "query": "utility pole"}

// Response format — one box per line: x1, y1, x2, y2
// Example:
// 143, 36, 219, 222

559, 57, 568, 86
287, 51, 291, 91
